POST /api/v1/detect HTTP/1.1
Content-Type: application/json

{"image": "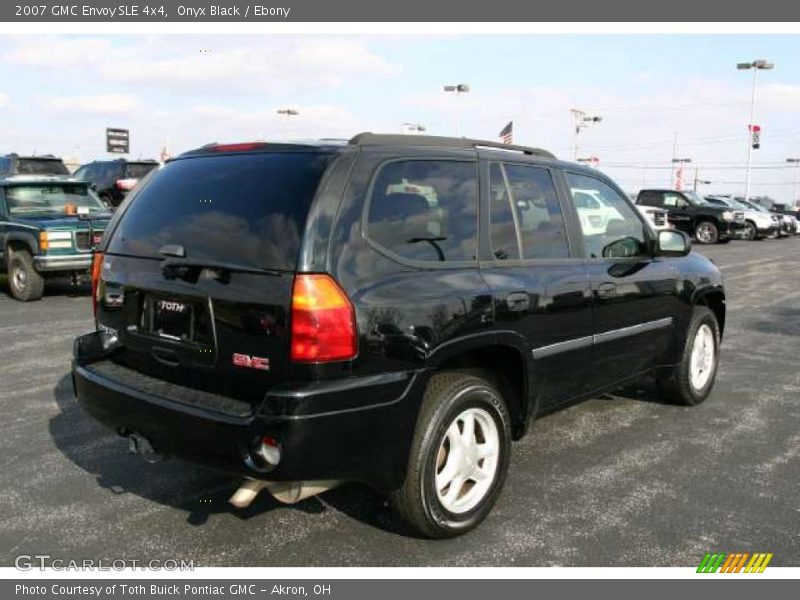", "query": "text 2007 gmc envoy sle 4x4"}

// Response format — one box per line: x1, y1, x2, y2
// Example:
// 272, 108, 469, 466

73, 134, 726, 538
